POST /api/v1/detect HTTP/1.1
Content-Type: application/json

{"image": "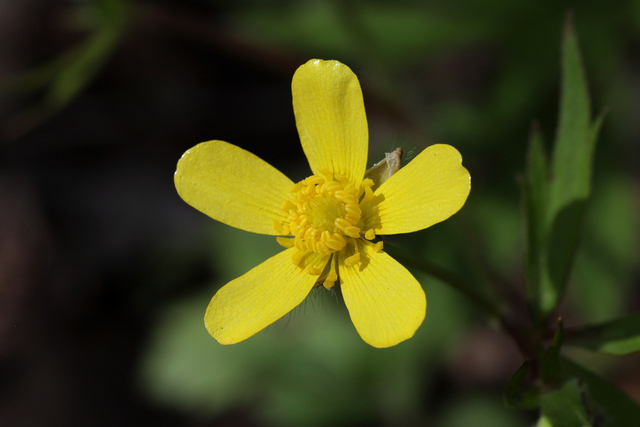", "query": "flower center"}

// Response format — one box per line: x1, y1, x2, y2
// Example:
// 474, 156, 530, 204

307, 196, 343, 229
274, 169, 383, 288
275, 169, 364, 256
